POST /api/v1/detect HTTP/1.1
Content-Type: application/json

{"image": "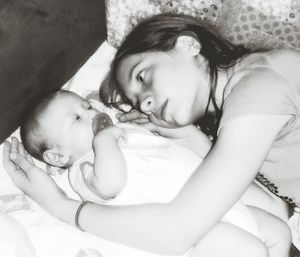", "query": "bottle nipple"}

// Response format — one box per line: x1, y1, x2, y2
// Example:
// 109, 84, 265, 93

92, 112, 113, 135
